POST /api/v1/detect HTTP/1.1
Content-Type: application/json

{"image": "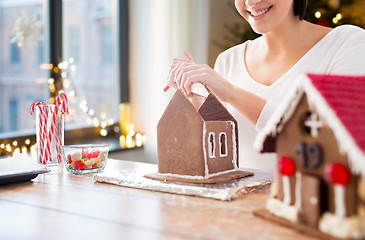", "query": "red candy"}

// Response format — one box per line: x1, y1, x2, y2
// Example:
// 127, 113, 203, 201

86, 151, 100, 159
67, 154, 72, 164
75, 160, 85, 170
66, 150, 105, 171
324, 162, 349, 185
278, 156, 296, 177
